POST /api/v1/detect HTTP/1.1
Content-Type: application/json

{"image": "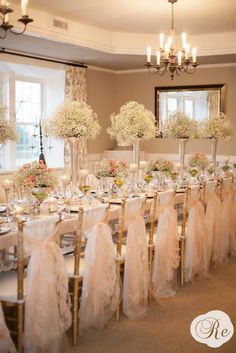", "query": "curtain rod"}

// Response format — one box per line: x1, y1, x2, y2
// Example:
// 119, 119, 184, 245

0, 48, 87, 68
